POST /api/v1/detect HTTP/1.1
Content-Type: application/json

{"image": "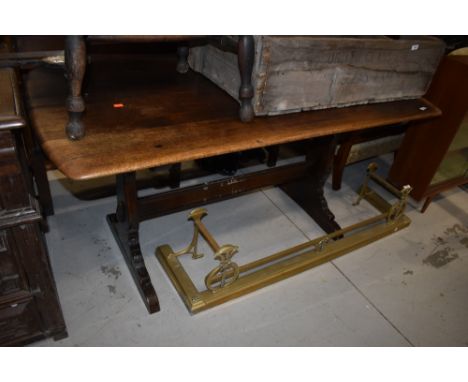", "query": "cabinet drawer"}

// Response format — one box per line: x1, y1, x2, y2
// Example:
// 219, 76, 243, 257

0, 297, 43, 345
0, 229, 29, 299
